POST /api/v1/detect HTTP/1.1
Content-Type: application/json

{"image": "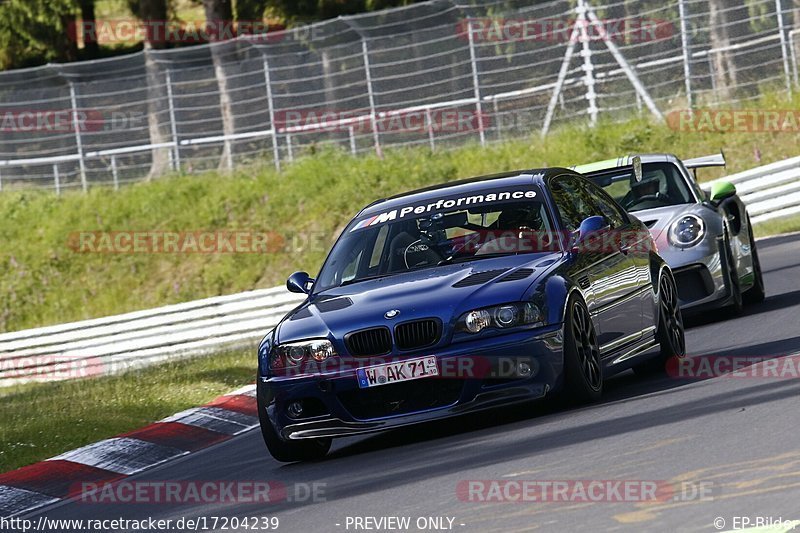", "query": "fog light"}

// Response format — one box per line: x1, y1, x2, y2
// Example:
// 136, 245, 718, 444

518, 362, 532, 376
287, 401, 303, 418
